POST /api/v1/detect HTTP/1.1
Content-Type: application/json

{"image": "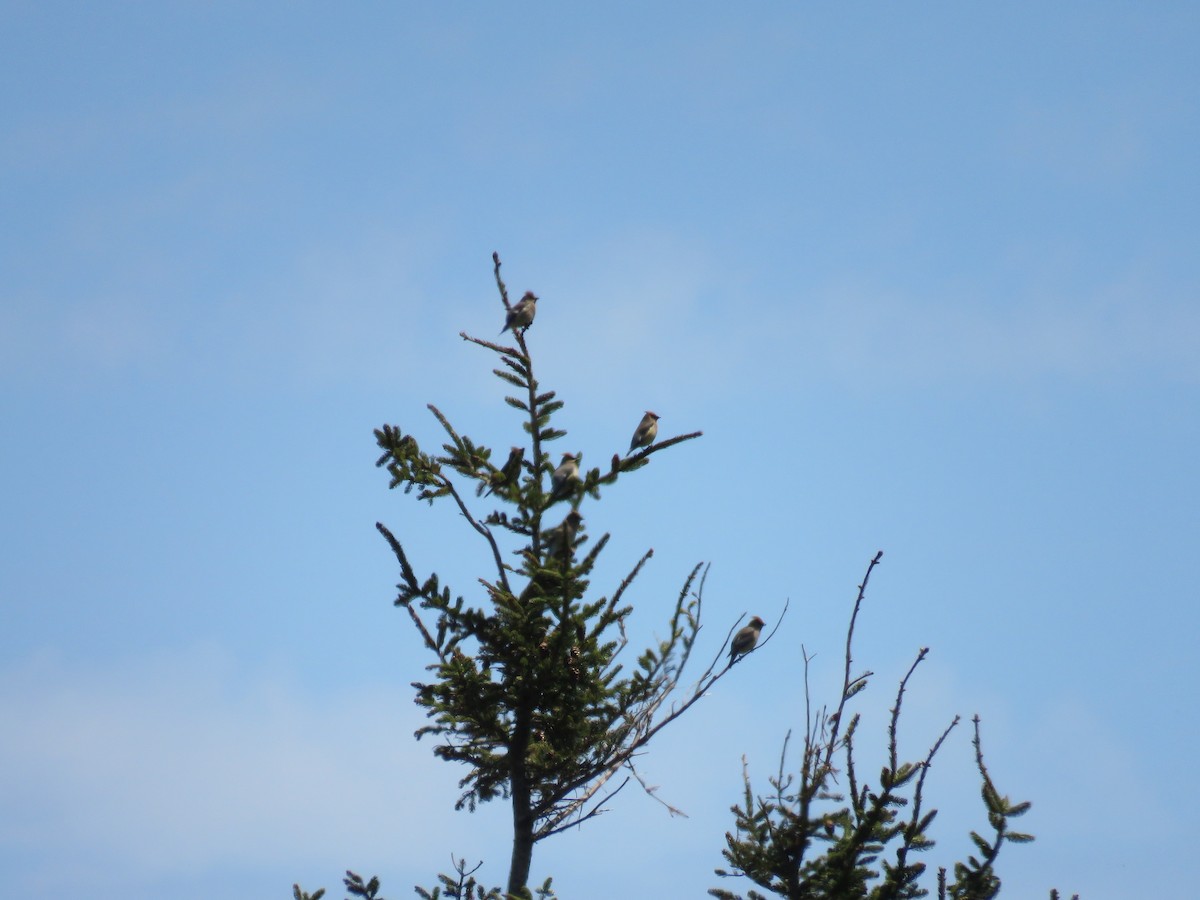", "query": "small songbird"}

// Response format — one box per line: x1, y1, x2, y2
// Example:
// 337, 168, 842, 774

544, 509, 583, 558
549, 452, 580, 501
501, 291, 538, 335
627, 410, 660, 455
729, 616, 766, 662
485, 446, 524, 496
